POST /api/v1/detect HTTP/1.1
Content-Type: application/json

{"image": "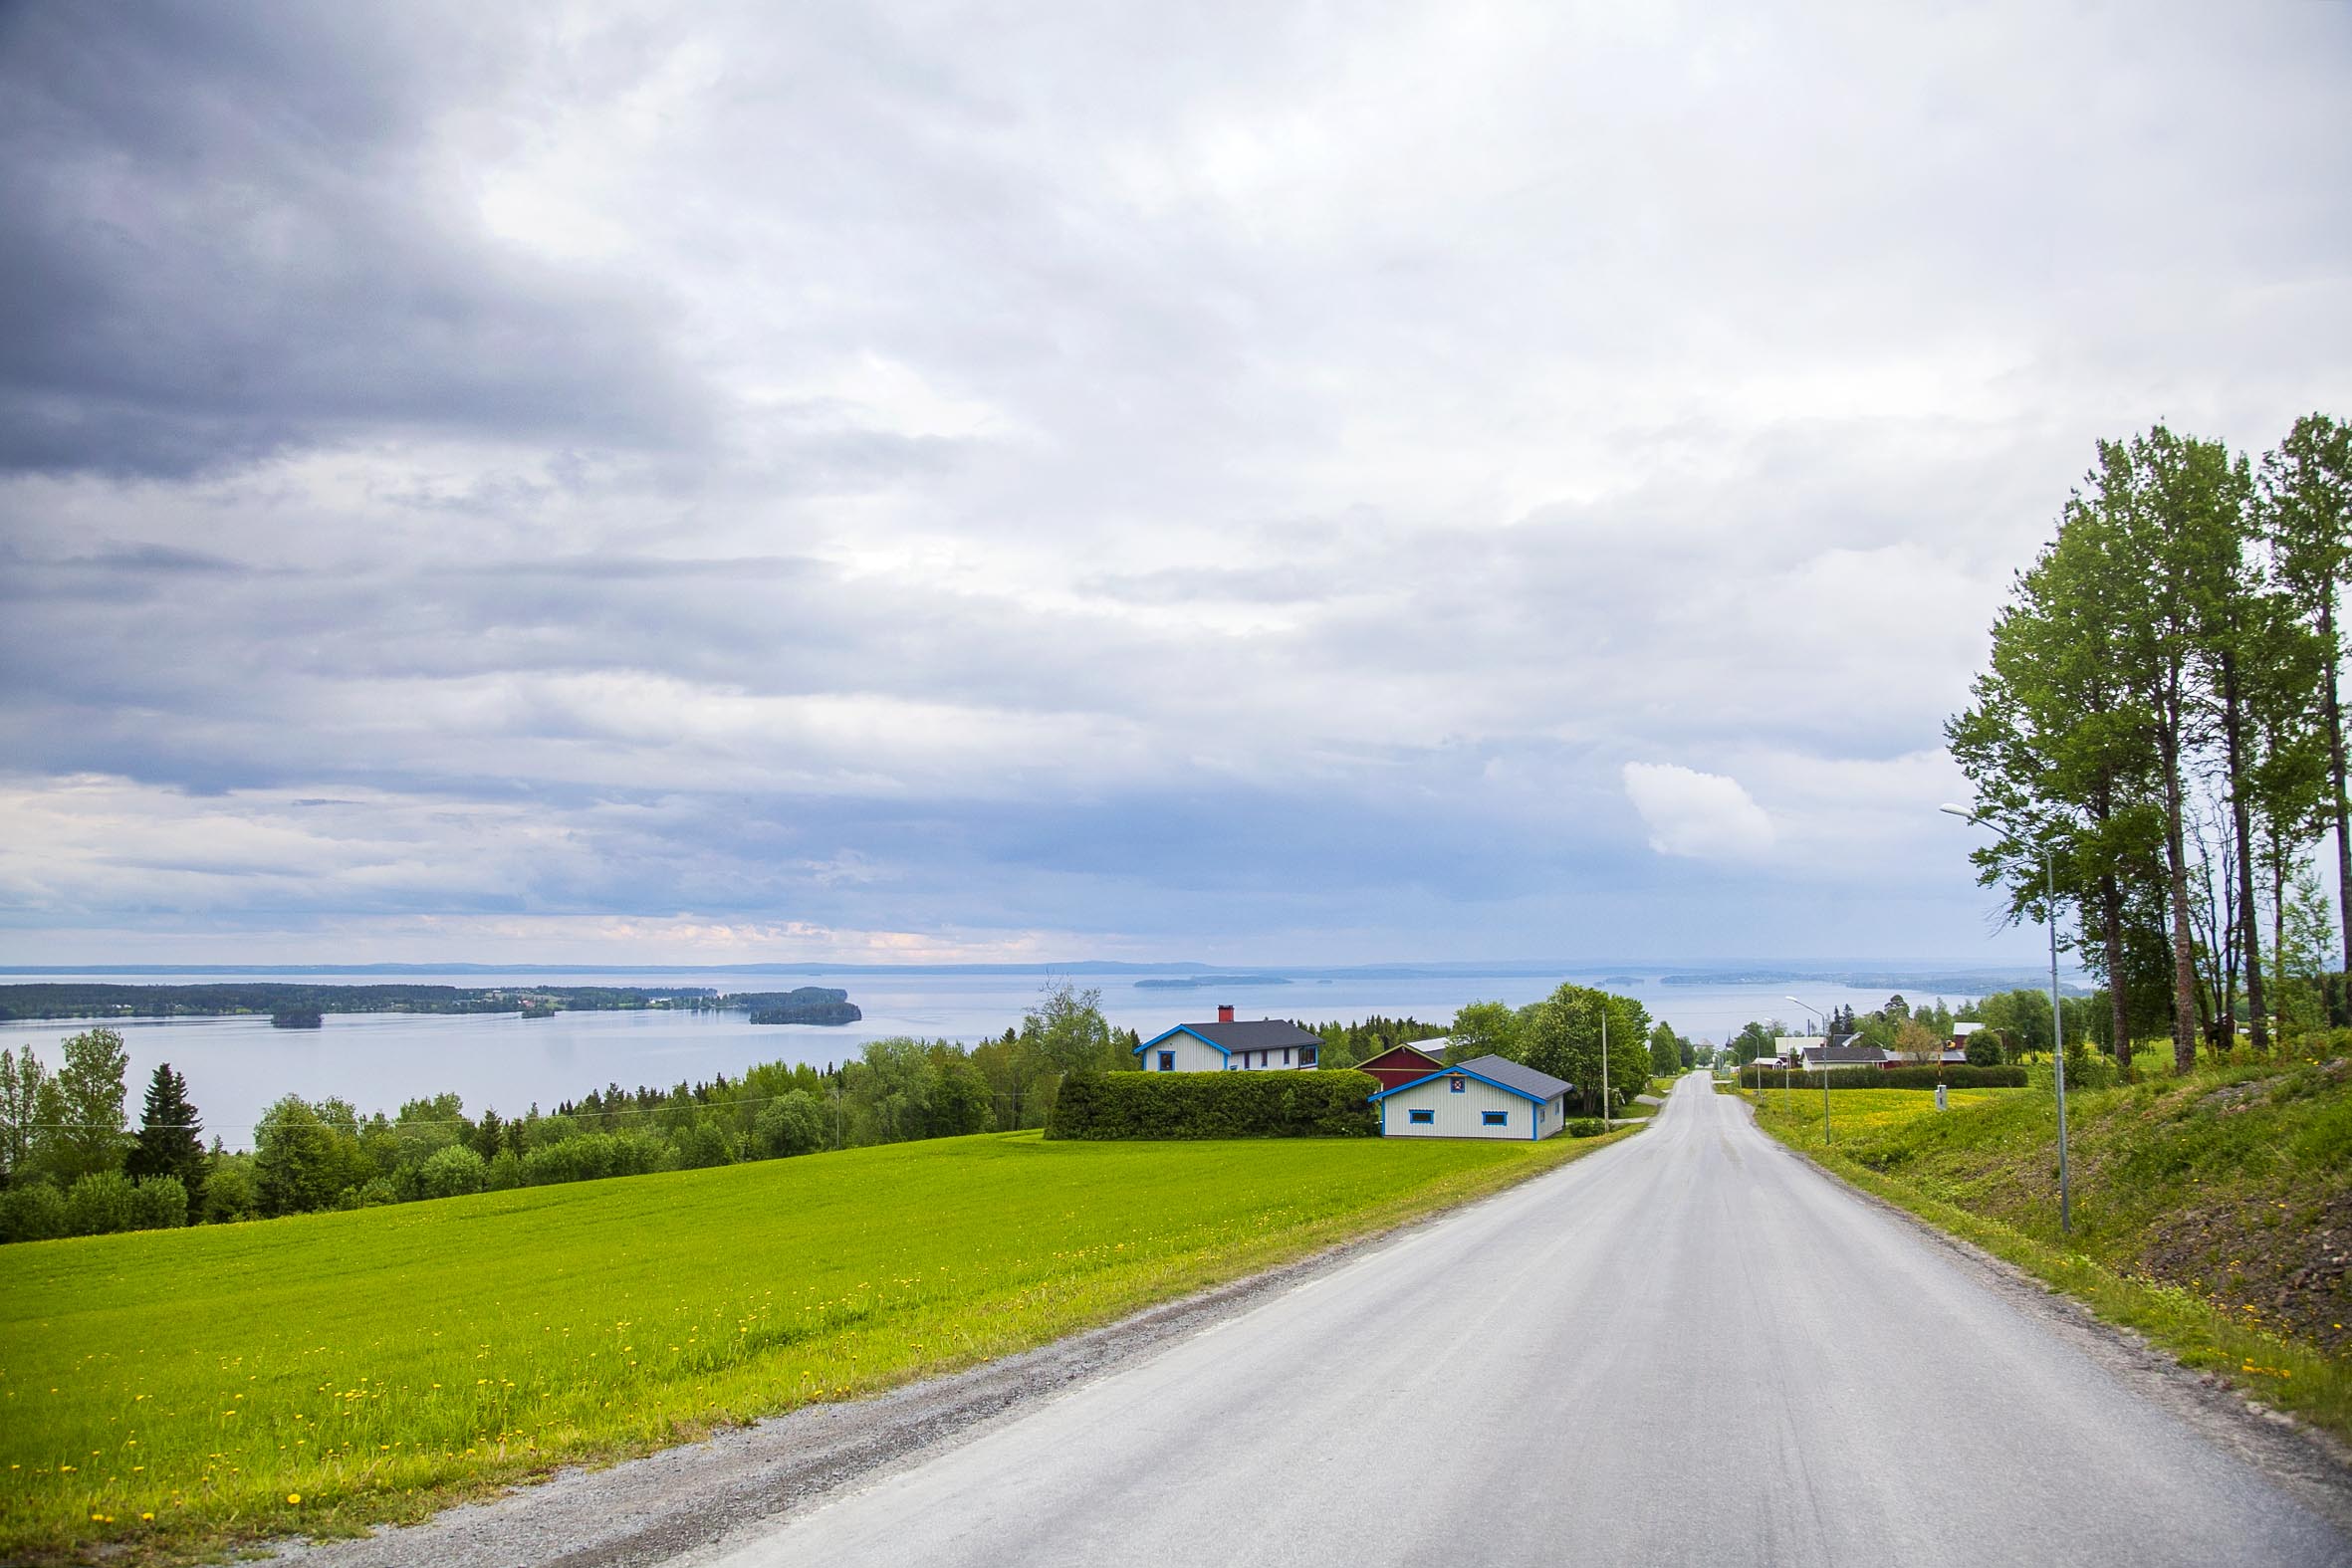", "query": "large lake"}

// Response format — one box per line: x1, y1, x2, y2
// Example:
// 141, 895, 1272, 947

0, 968, 2017, 1144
